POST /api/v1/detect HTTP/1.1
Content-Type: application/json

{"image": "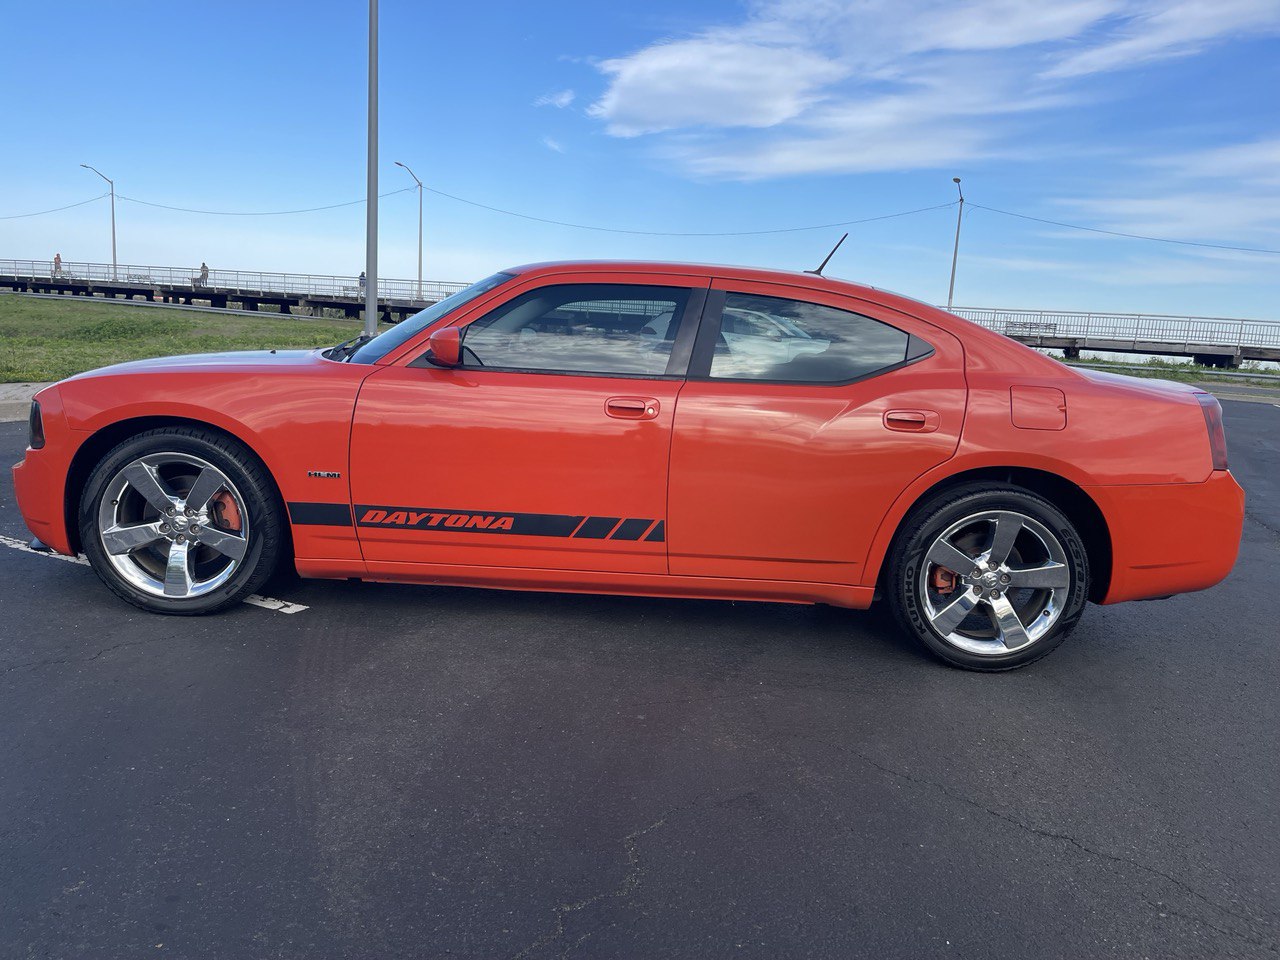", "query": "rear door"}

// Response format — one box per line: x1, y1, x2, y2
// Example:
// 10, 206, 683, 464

349, 271, 708, 574
667, 278, 966, 585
